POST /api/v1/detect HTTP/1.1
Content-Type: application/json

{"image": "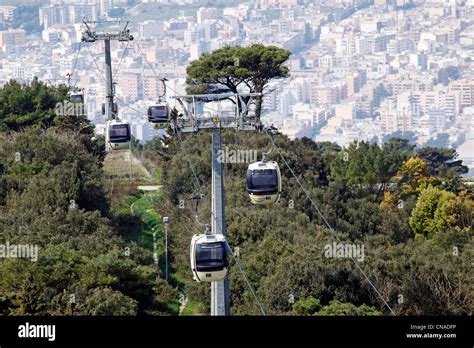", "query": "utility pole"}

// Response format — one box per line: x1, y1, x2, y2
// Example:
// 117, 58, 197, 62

163, 216, 169, 283
129, 142, 132, 180
172, 93, 261, 316
81, 20, 134, 122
